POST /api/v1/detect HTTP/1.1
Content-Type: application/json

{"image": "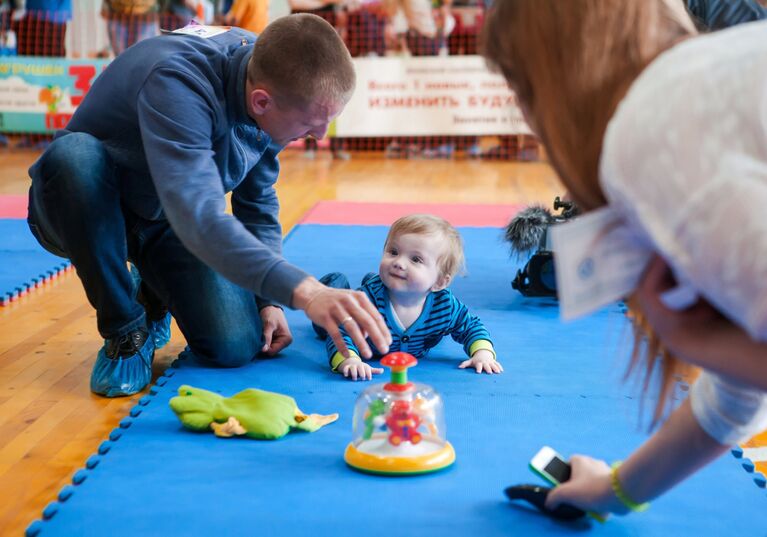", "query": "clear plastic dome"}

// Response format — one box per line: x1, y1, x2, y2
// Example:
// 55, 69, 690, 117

344, 353, 455, 475
350, 382, 447, 456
